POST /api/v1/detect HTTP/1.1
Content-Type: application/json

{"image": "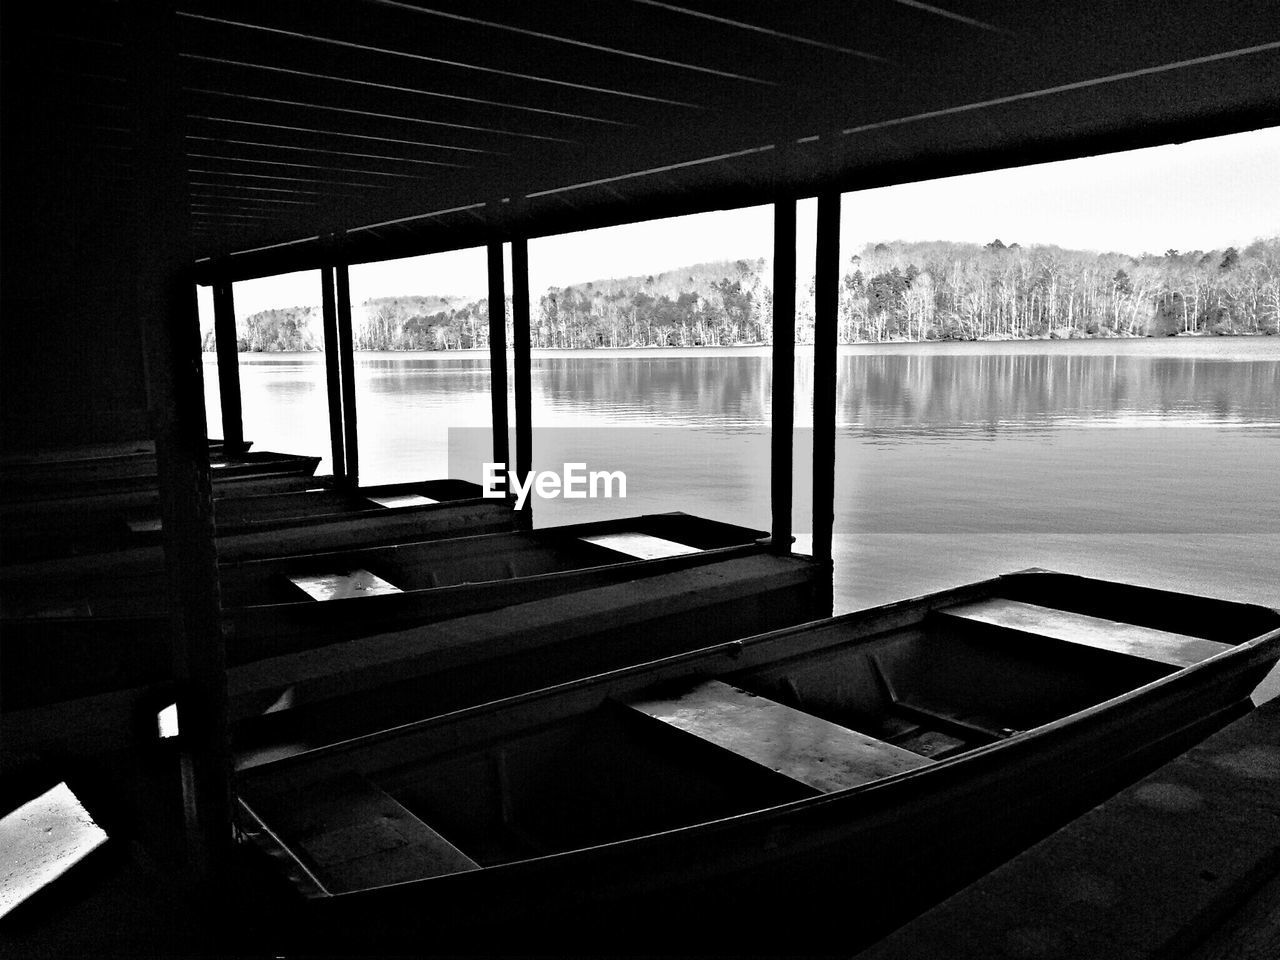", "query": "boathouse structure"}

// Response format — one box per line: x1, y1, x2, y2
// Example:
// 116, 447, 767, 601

2, 1, 1278, 953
